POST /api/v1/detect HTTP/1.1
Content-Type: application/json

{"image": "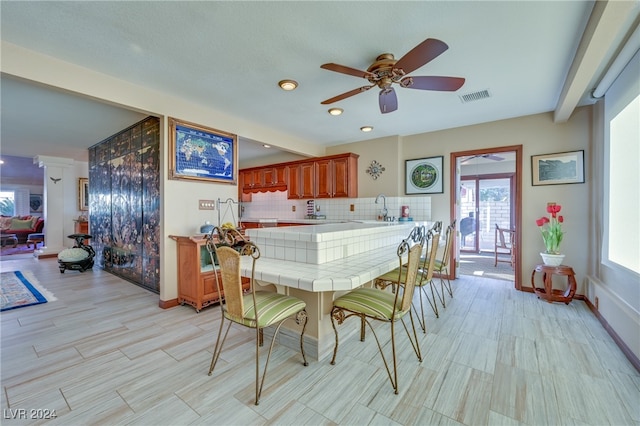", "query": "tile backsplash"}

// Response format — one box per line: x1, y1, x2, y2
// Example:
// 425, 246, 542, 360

242, 191, 431, 222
